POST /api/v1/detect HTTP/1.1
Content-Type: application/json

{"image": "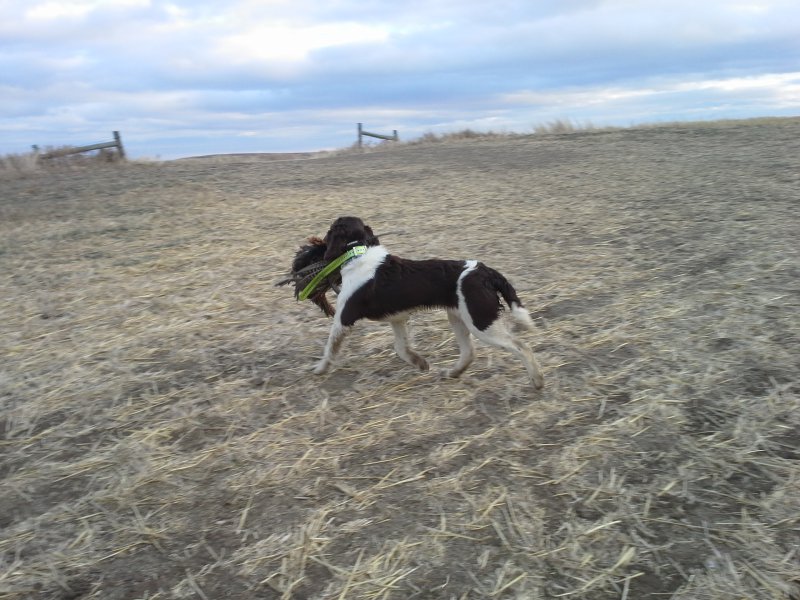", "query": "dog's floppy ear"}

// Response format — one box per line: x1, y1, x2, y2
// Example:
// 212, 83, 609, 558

323, 216, 380, 261
323, 219, 348, 262
323, 216, 366, 261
